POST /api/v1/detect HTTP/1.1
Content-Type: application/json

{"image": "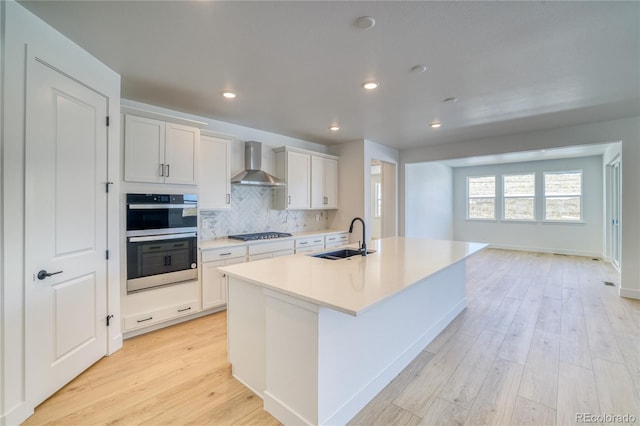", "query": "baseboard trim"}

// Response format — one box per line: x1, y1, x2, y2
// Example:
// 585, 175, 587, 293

488, 244, 602, 259
619, 288, 640, 300
1, 401, 34, 426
